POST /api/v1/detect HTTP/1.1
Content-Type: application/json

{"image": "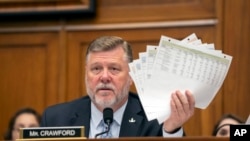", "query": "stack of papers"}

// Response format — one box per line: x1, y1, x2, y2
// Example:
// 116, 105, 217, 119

129, 33, 232, 123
